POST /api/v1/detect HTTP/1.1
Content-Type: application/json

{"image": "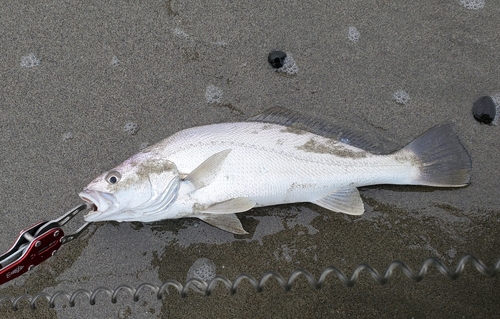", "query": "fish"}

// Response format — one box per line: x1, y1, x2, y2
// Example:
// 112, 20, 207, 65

79, 107, 472, 234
